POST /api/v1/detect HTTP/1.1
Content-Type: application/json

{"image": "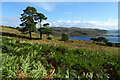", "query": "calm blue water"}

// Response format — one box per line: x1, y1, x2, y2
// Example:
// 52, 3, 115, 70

69, 33, 119, 43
